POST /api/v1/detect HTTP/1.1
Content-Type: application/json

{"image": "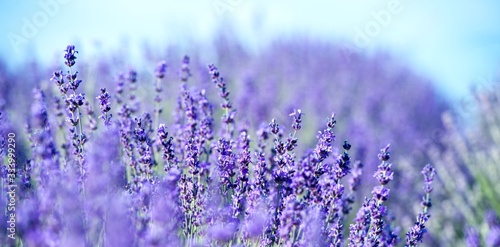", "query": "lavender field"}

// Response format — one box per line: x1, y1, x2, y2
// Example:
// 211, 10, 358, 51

0, 39, 495, 247
1, 2, 500, 247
